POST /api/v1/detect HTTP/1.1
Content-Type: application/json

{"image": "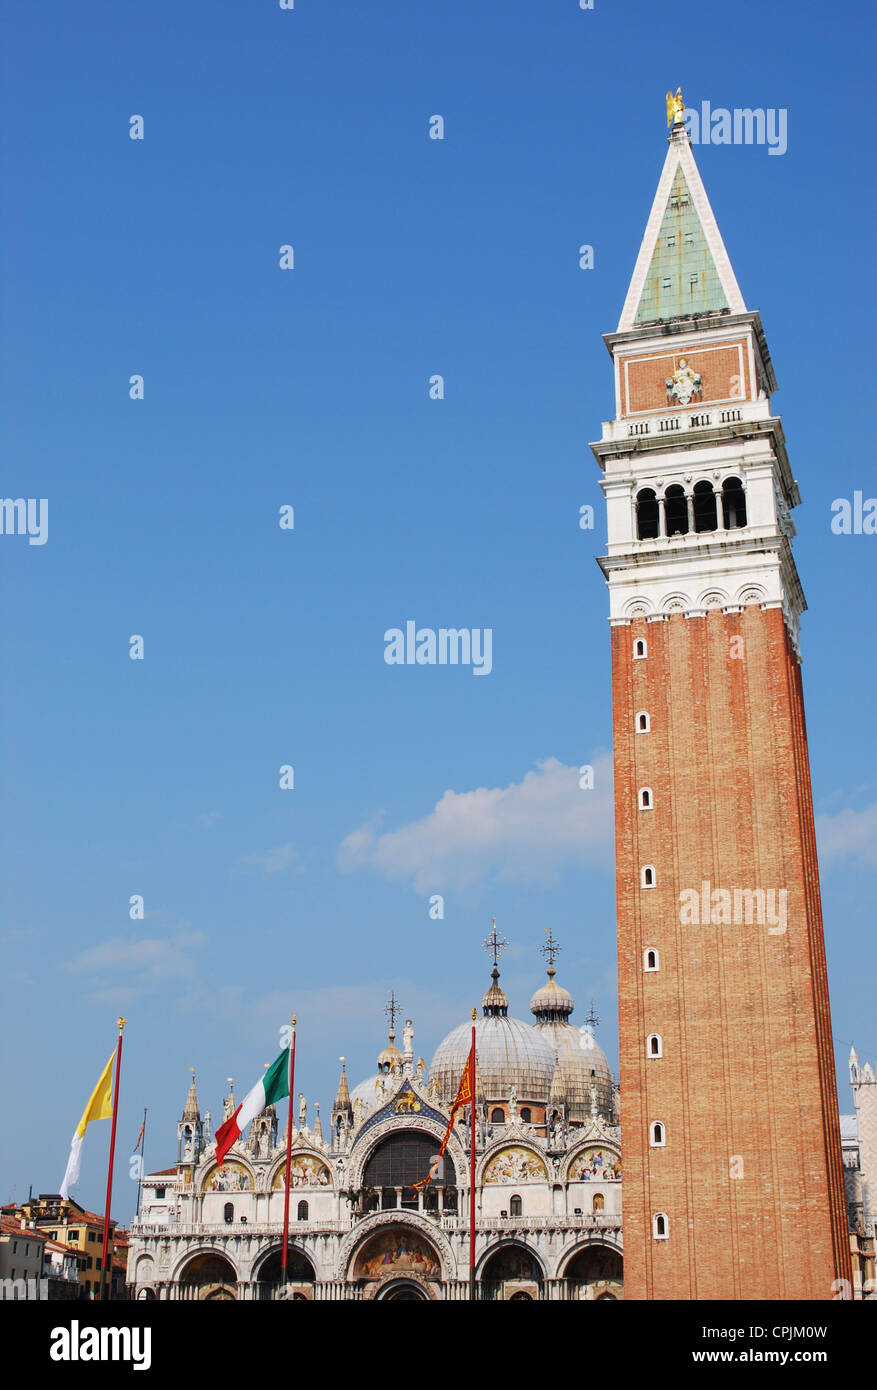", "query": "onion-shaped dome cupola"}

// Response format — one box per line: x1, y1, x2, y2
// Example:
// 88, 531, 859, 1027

349, 992, 406, 1119
530, 929, 615, 1124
